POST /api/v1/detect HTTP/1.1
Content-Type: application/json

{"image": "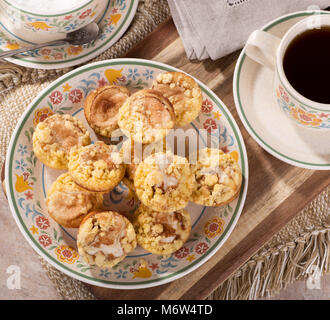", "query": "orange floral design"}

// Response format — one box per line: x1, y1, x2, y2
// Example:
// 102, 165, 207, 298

289, 106, 322, 127
30, 225, 39, 235
55, 245, 79, 264
66, 45, 83, 56
28, 21, 52, 31
110, 14, 122, 25
6, 42, 20, 50
6, 43, 20, 50
213, 111, 222, 120
230, 151, 239, 162
186, 254, 195, 262
33, 107, 54, 126
104, 68, 124, 84
204, 216, 225, 239
62, 83, 72, 92
15, 174, 32, 193
276, 88, 281, 99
